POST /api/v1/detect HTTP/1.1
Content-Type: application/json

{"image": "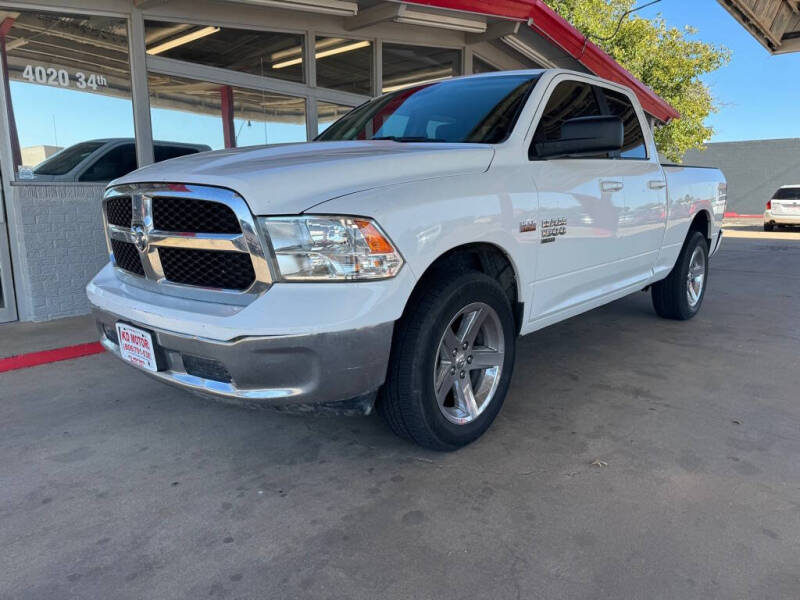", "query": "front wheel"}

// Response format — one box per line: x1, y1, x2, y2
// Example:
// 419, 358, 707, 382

652, 231, 709, 320
378, 270, 516, 451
